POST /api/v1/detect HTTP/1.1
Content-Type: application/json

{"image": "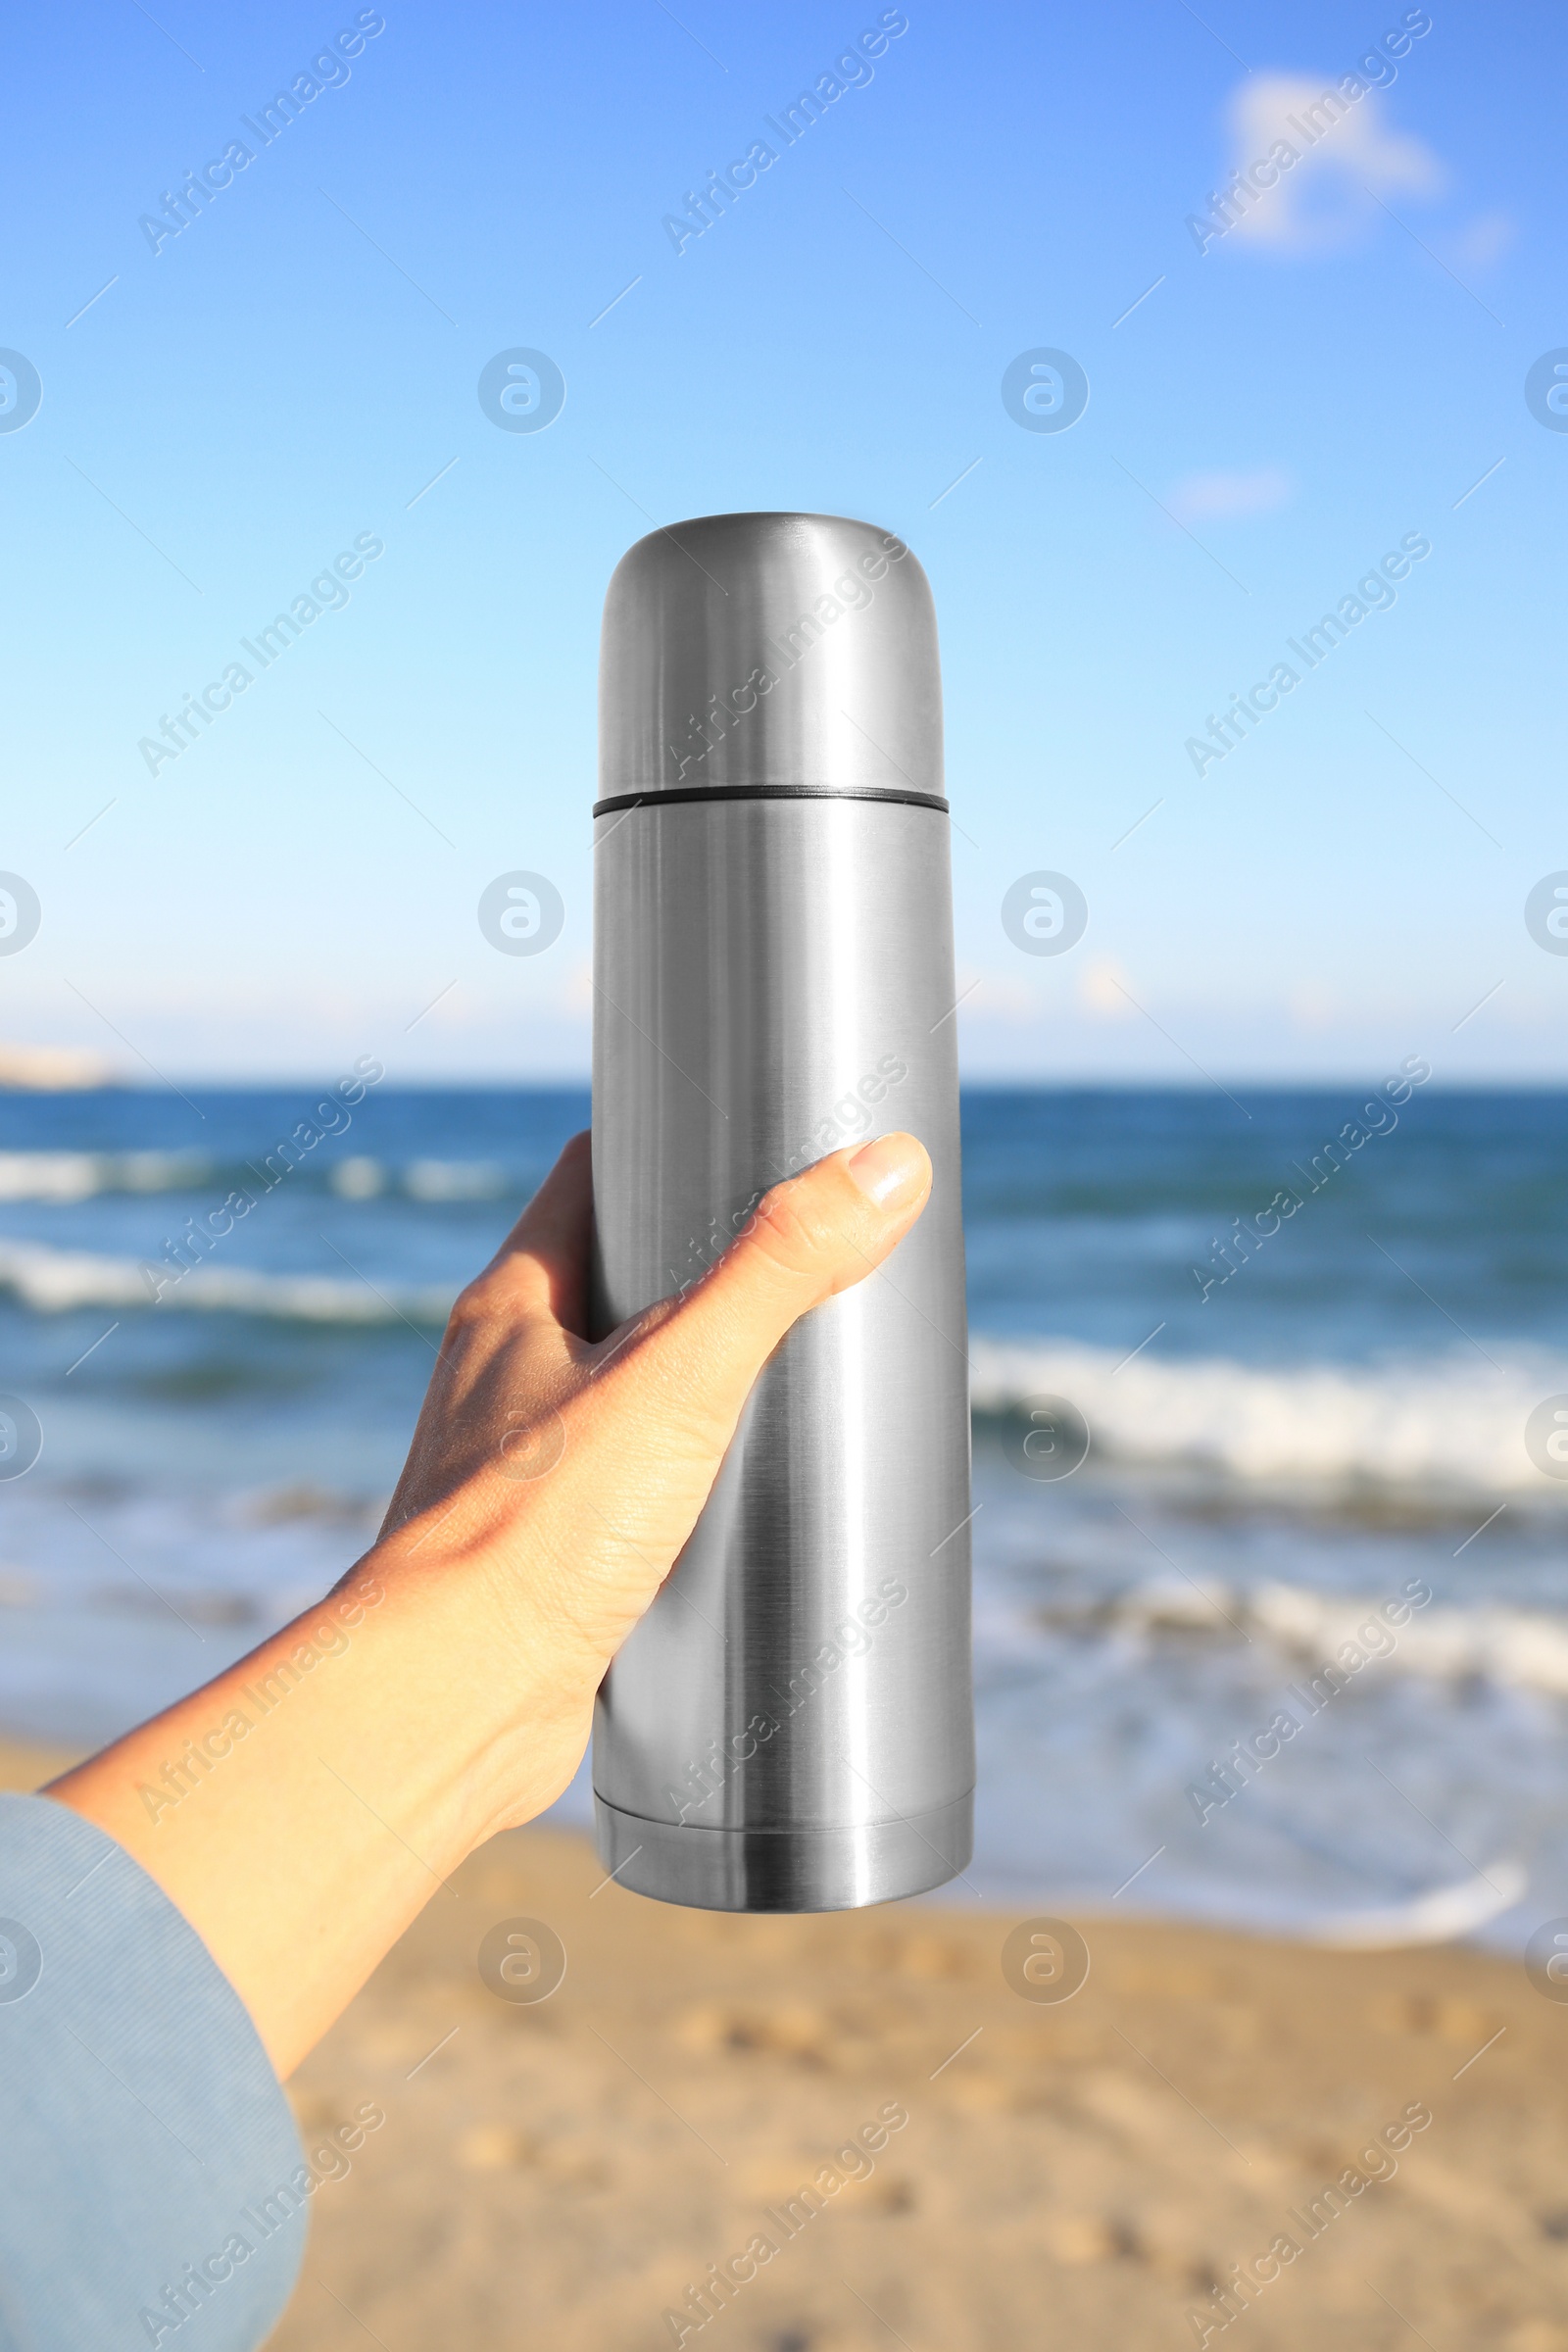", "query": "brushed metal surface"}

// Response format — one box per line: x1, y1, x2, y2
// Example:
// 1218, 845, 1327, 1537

590, 513, 972, 1914
594, 1791, 974, 1915
599, 511, 944, 801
